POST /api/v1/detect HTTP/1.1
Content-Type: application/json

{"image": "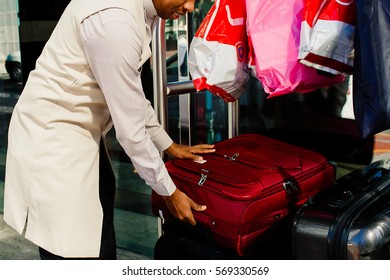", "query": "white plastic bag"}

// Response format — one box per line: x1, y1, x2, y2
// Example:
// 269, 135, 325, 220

298, 0, 356, 75
188, 0, 249, 102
